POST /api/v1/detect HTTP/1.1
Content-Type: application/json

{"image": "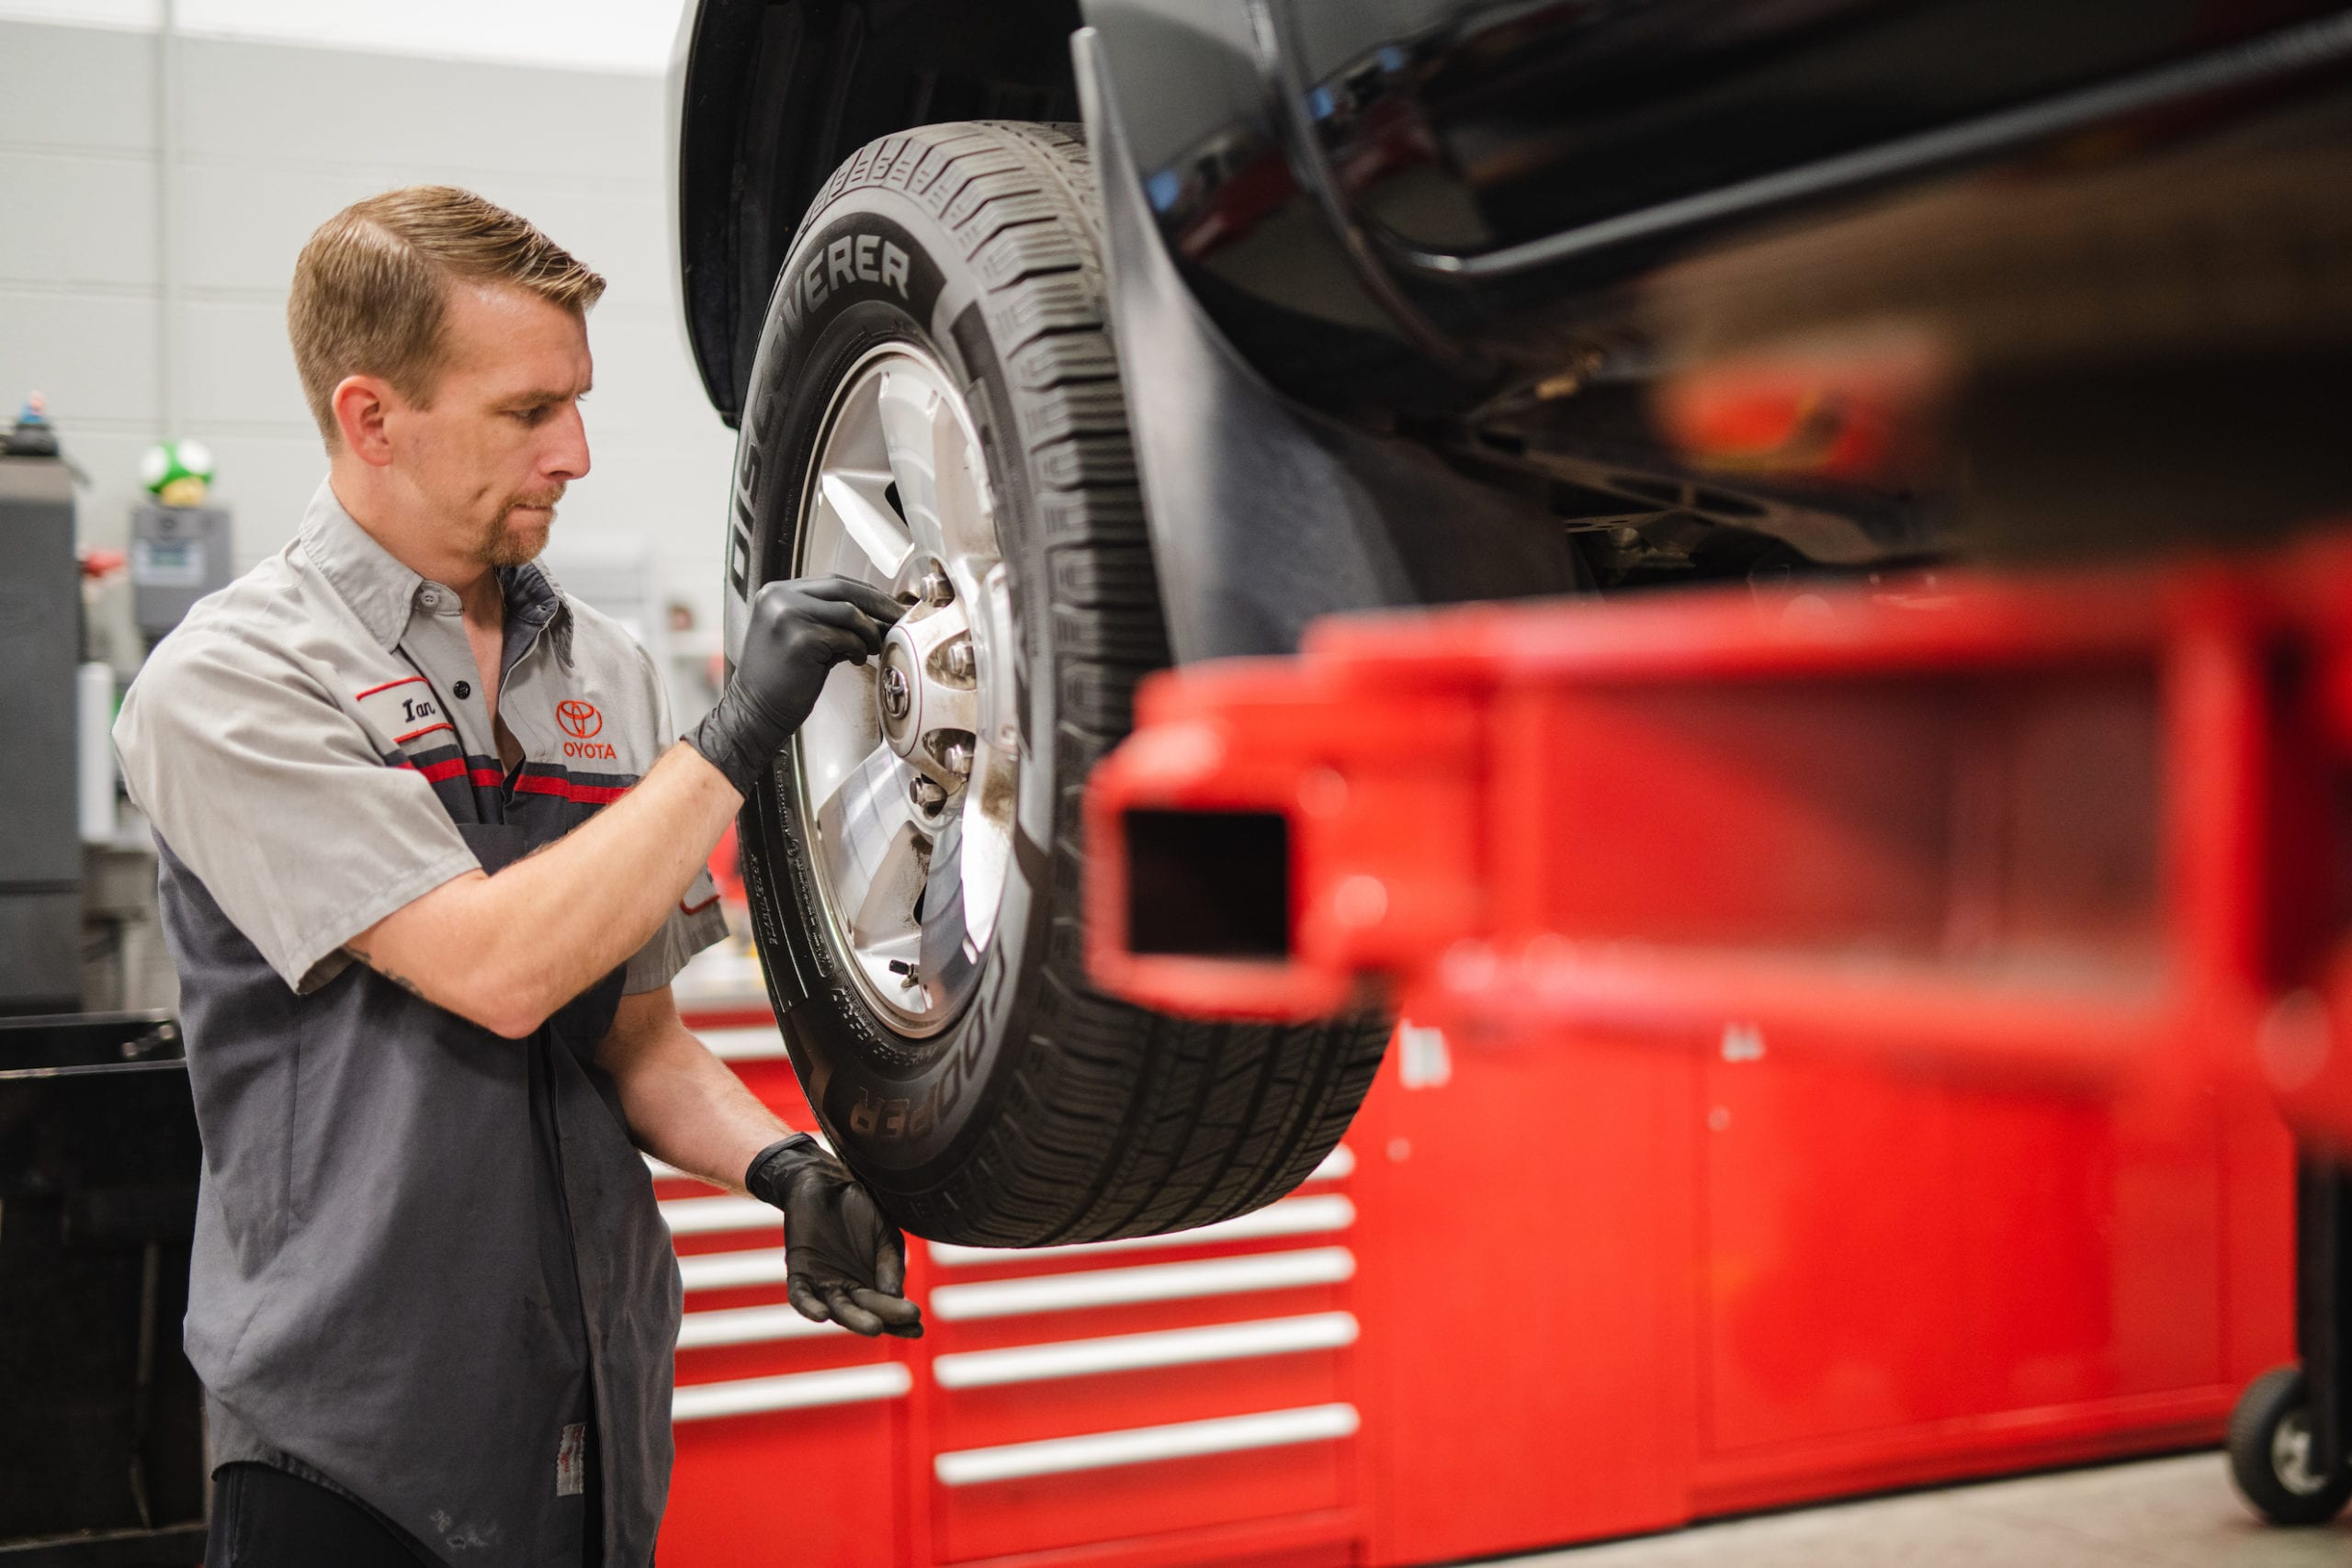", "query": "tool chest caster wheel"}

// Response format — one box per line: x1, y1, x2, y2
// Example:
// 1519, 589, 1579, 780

2229, 1366, 2352, 1525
